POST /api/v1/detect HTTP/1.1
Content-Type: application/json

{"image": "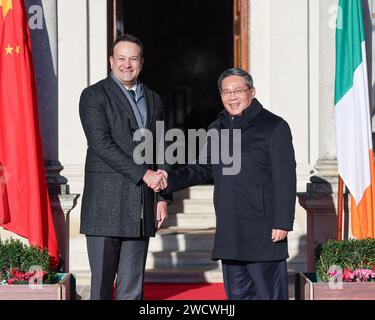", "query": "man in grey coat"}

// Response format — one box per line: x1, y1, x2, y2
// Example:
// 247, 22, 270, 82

79, 34, 171, 300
